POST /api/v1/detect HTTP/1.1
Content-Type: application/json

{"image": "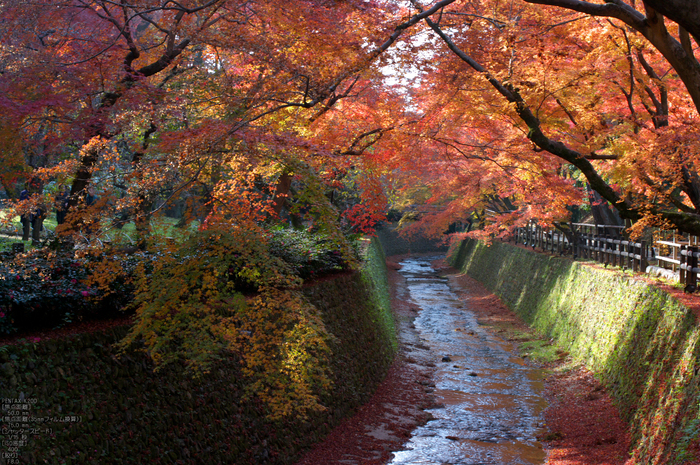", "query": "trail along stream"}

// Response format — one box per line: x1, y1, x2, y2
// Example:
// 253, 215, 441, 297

387, 257, 548, 465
